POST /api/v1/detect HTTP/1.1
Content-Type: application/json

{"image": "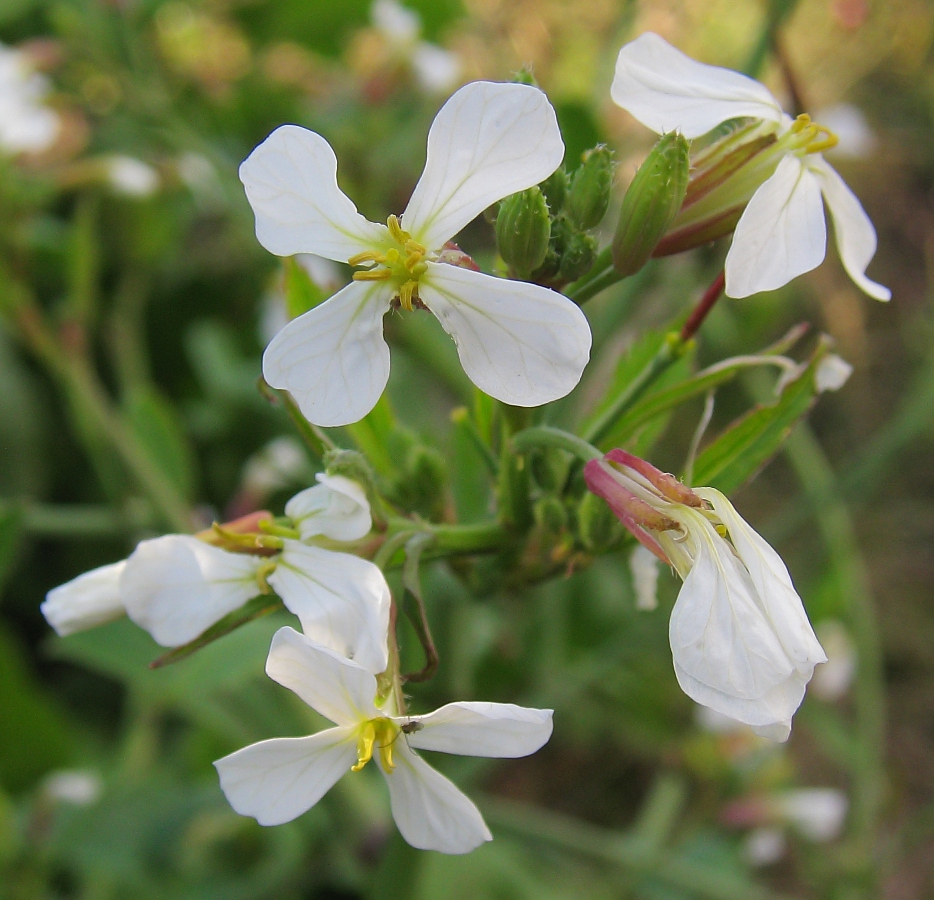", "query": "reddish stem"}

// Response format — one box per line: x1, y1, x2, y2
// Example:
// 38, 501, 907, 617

680, 270, 726, 343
